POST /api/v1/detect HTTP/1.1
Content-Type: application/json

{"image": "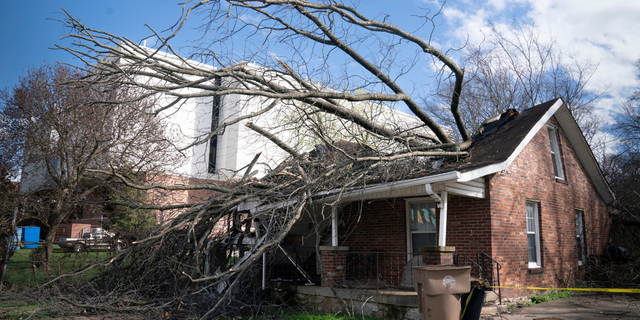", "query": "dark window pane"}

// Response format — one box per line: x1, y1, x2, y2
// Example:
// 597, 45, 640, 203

412, 233, 436, 254
528, 234, 537, 263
